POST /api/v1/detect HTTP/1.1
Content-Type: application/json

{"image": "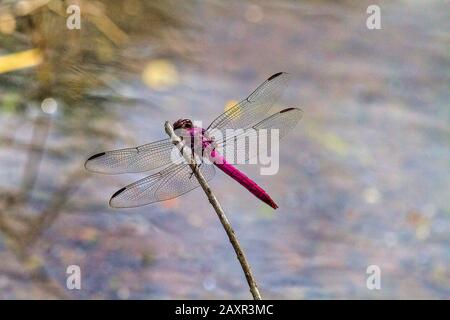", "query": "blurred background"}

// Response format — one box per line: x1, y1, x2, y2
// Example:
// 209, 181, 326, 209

0, 0, 448, 299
